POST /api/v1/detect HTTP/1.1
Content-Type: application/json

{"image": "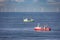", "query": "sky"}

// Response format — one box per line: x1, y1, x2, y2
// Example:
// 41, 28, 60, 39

0, 0, 60, 12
